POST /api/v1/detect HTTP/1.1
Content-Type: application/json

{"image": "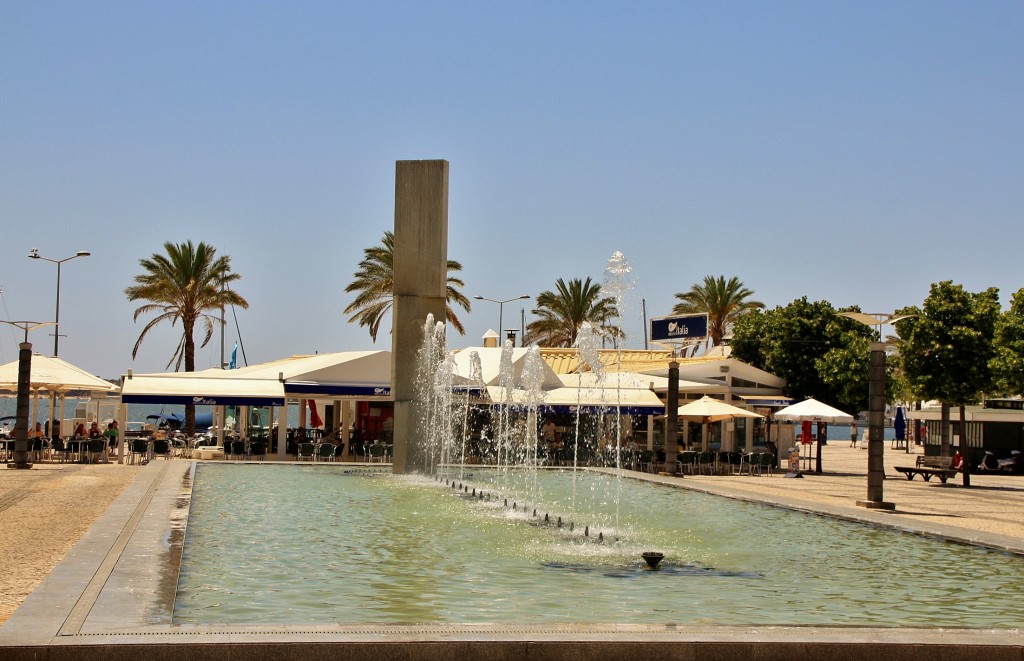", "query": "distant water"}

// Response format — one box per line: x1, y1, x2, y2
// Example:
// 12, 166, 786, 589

0, 397, 302, 429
